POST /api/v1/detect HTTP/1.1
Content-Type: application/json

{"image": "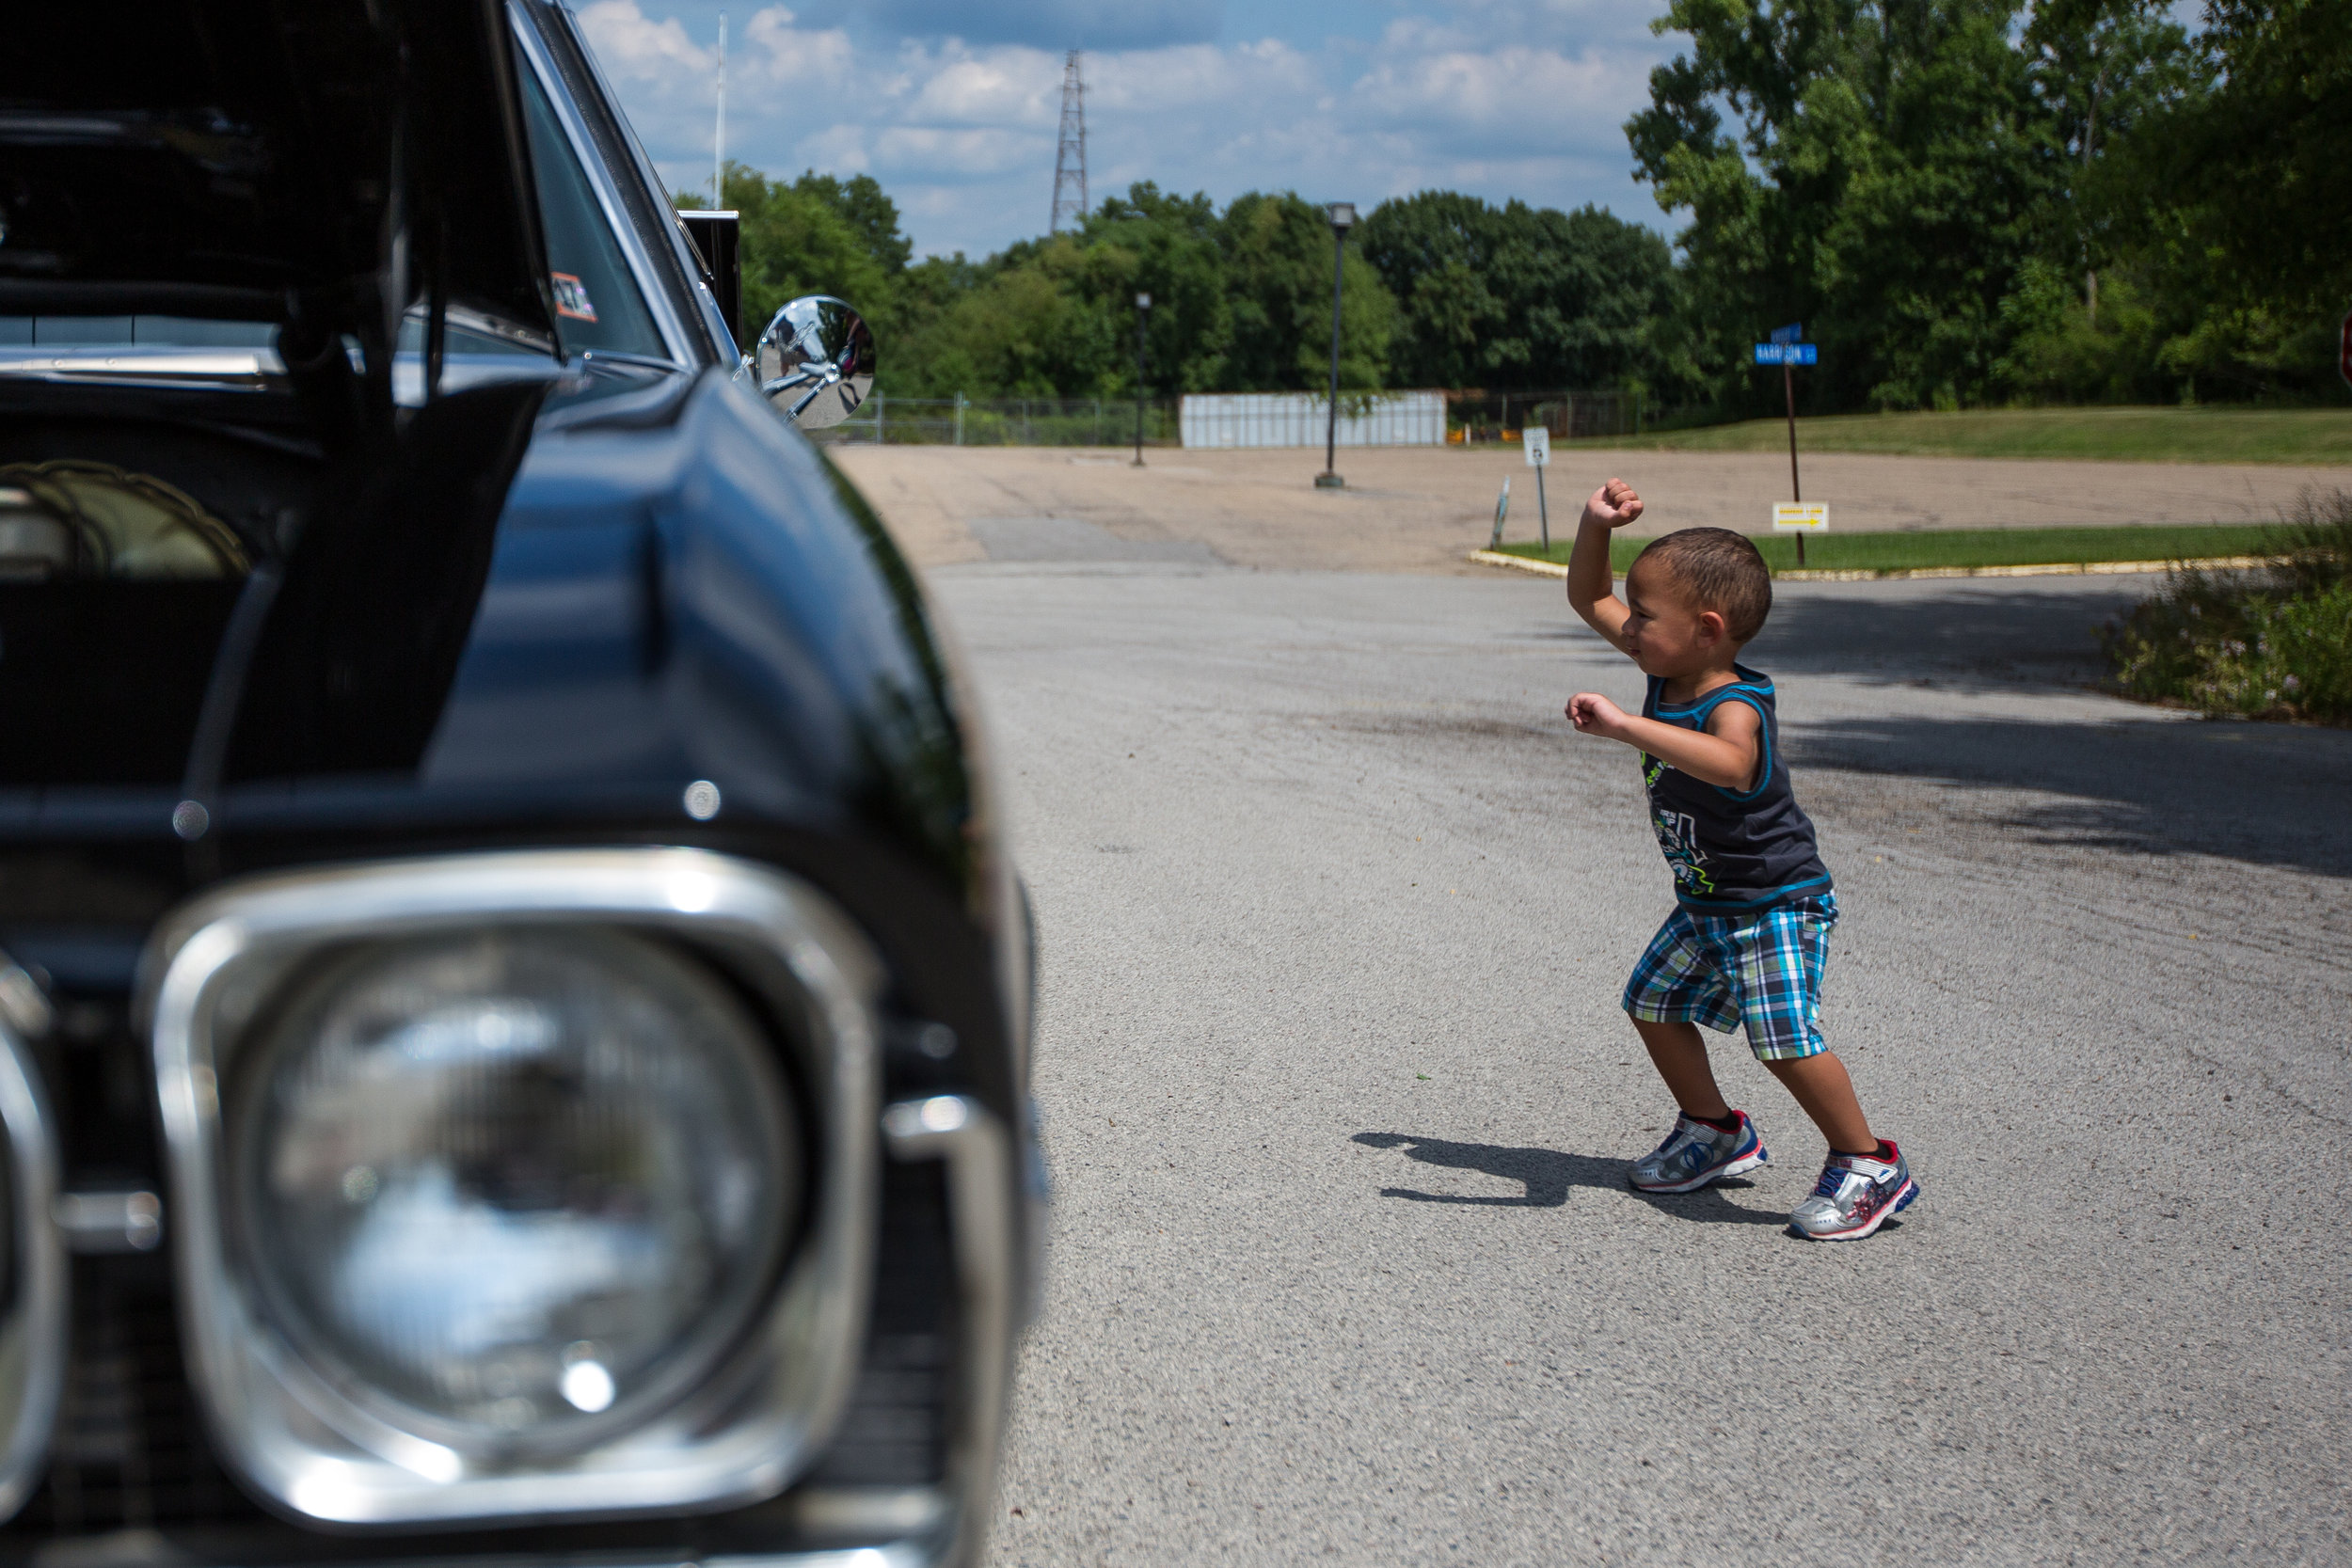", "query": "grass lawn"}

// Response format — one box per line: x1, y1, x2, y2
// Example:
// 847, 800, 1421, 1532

1580, 406, 2352, 465
1494, 523, 2283, 576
